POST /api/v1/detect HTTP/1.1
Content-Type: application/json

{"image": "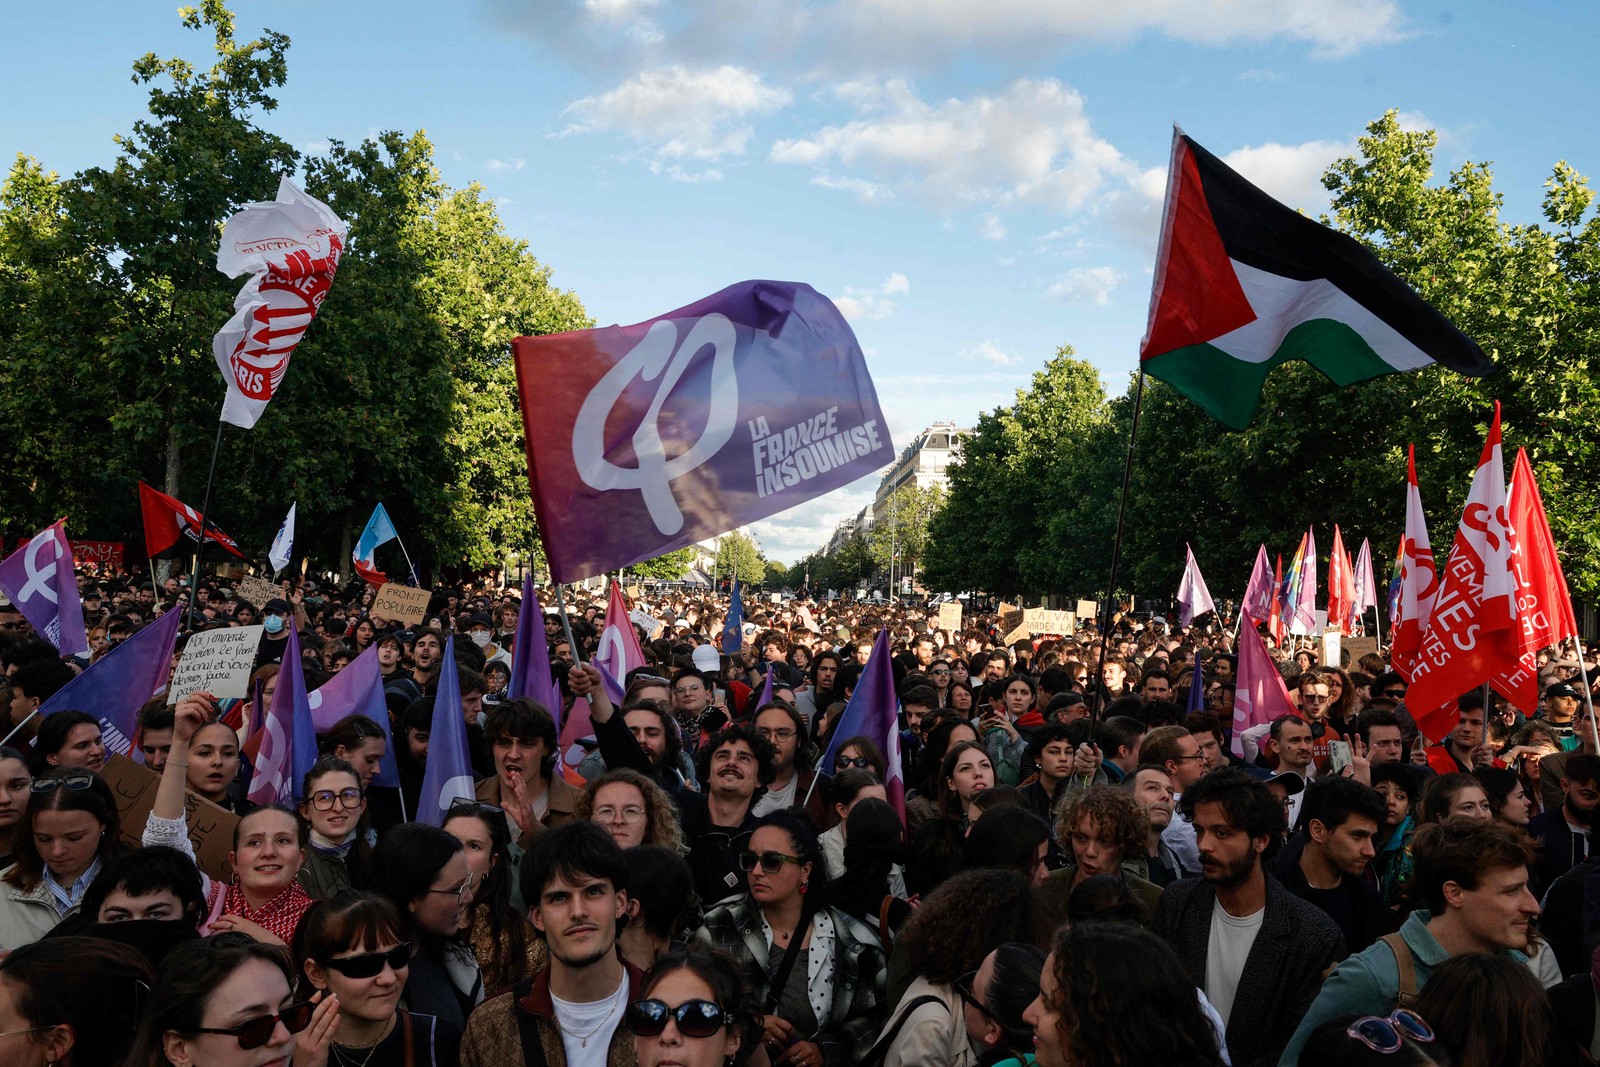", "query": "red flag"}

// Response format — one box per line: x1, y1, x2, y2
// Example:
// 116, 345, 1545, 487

1391, 445, 1439, 681
1406, 404, 1535, 739
1327, 525, 1357, 637
1267, 553, 1285, 647
1508, 447, 1578, 654
137, 482, 248, 560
